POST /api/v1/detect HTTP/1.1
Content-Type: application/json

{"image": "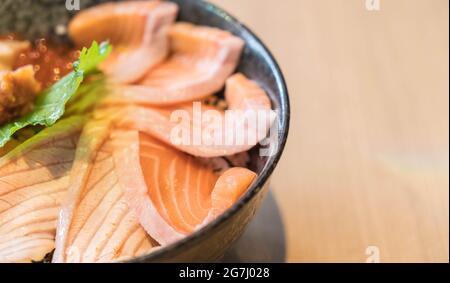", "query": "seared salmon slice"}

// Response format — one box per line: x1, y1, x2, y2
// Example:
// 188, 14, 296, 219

53, 119, 157, 263
0, 116, 85, 262
113, 73, 276, 157
114, 133, 256, 245
105, 22, 244, 105
69, 0, 178, 83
